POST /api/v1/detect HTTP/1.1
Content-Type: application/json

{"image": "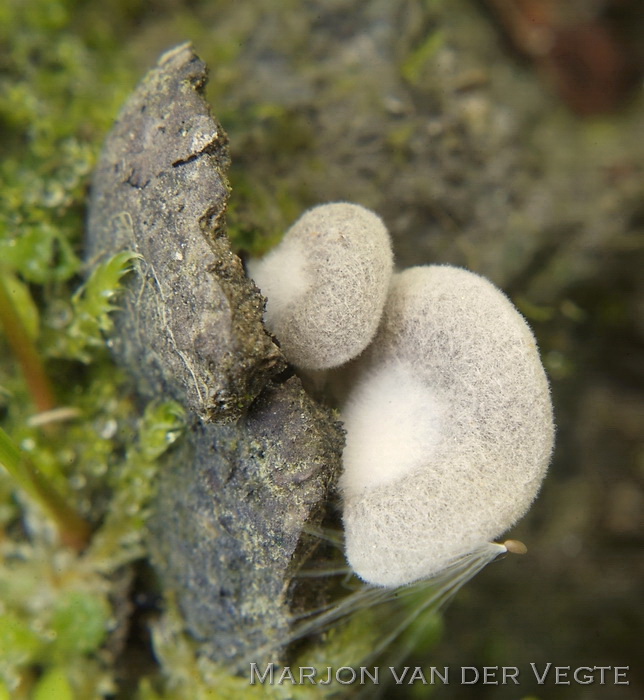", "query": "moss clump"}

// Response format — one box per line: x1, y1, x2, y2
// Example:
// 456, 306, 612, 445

0, 3, 191, 696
